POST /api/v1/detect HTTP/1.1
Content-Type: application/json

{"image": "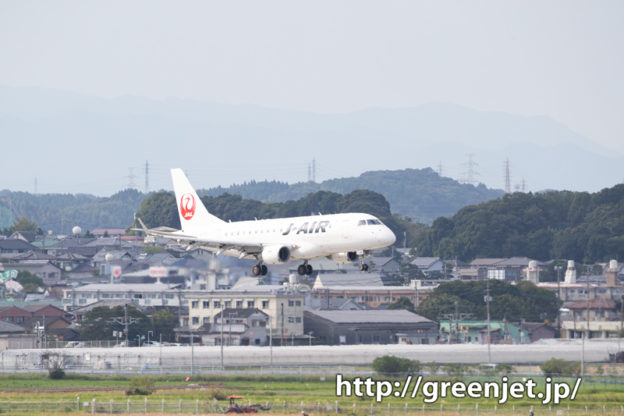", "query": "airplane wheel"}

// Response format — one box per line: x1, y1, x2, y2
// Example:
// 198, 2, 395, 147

252, 265, 261, 276
306, 264, 313, 275
261, 265, 268, 275
360, 264, 369, 271
297, 264, 307, 275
